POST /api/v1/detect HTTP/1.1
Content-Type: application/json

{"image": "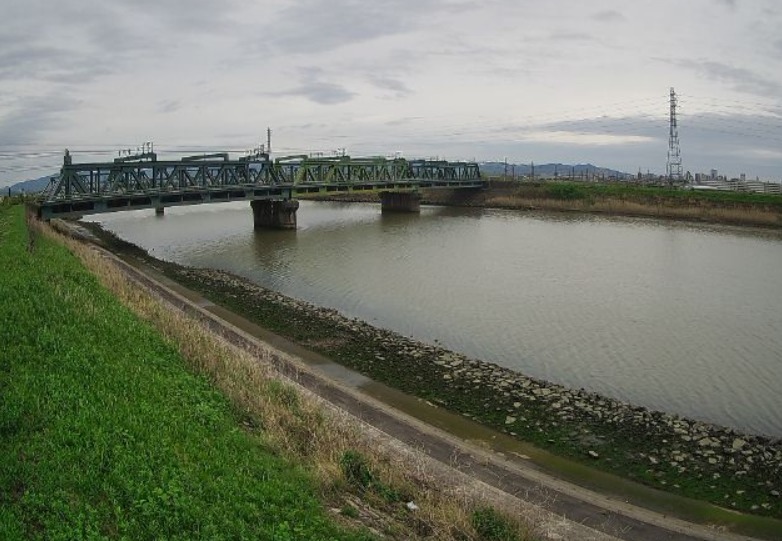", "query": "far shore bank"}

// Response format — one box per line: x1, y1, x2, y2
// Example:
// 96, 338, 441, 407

303, 180, 782, 229
77, 217, 782, 526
